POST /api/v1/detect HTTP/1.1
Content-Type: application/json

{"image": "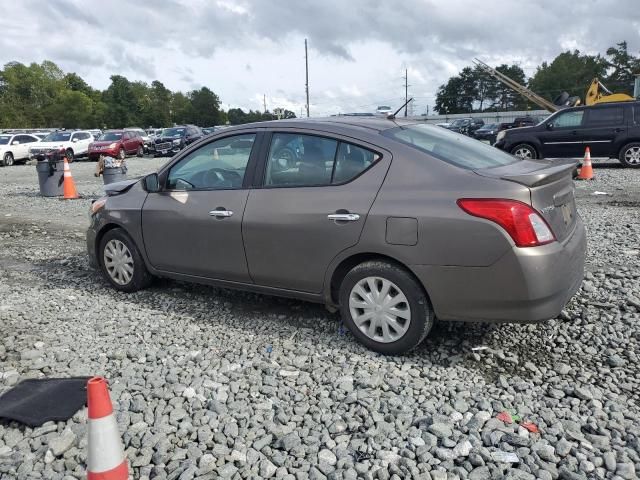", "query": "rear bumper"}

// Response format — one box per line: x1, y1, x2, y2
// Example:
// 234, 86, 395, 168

411, 217, 586, 323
